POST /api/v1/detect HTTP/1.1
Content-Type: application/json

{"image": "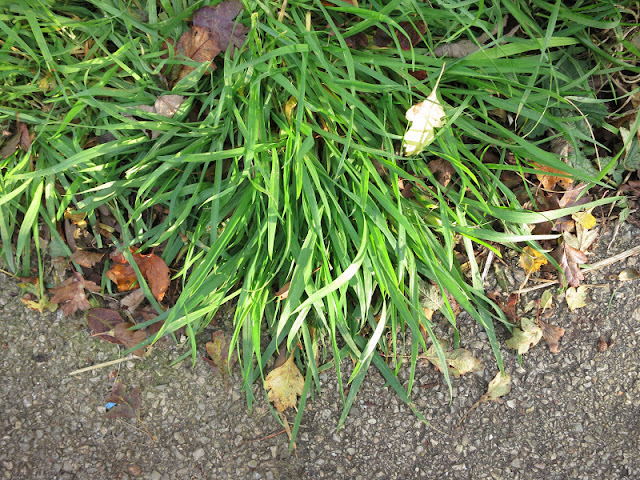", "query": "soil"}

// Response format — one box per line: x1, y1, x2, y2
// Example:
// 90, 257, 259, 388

1, 222, 639, 480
